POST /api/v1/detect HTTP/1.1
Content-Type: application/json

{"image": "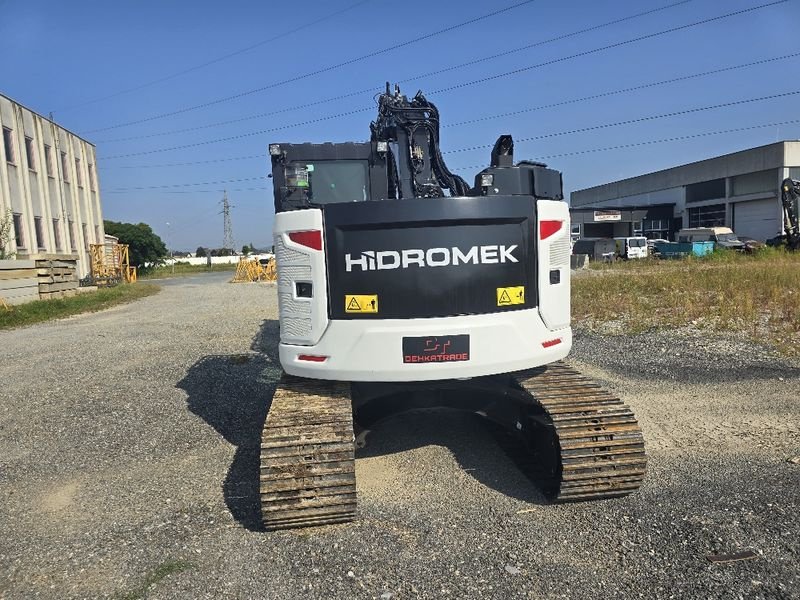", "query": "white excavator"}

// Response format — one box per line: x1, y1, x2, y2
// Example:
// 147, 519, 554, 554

261, 85, 646, 530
